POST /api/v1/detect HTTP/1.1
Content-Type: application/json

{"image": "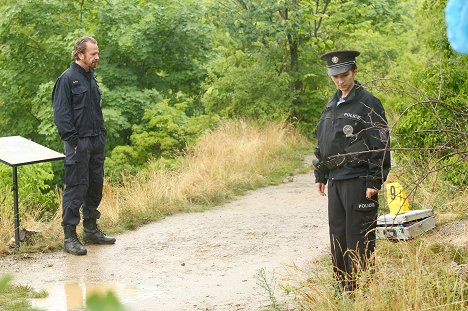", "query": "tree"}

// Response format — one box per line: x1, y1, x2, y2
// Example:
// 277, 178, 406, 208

93, 0, 212, 150
202, 49, 292, 120
0, 0, 86, 143
95, 0, 211, 94
203, 0, 334, 129
390, 0, 468, 186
